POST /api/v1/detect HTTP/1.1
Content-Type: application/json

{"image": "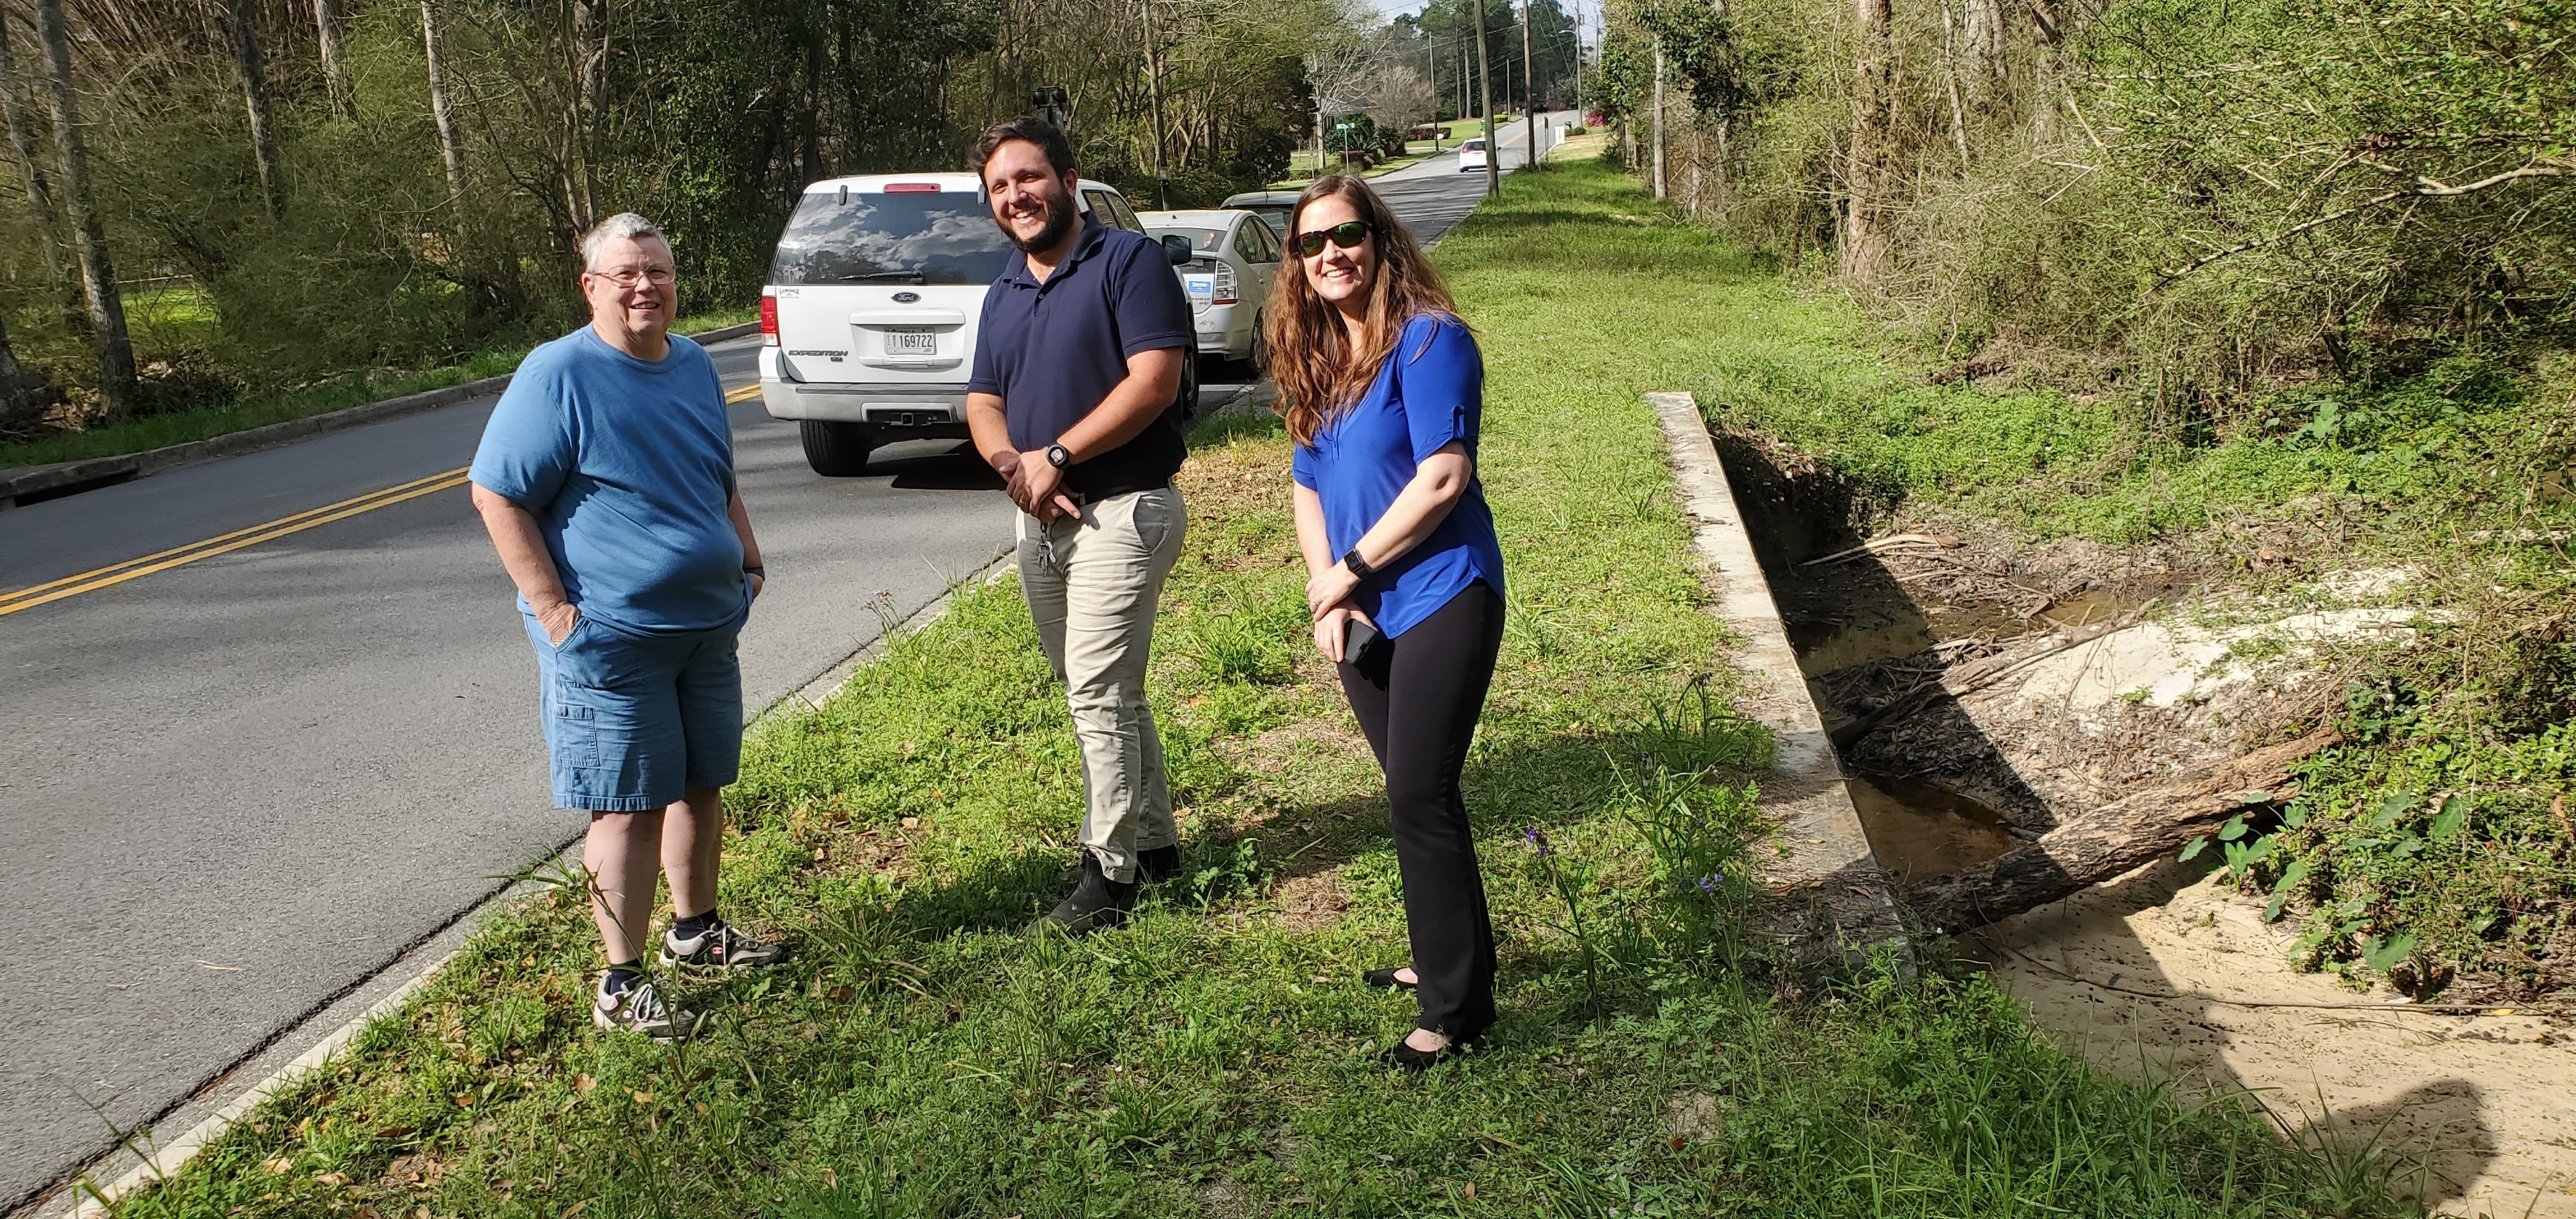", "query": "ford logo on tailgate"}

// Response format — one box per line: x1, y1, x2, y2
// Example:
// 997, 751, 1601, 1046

892, 291, 921, 303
